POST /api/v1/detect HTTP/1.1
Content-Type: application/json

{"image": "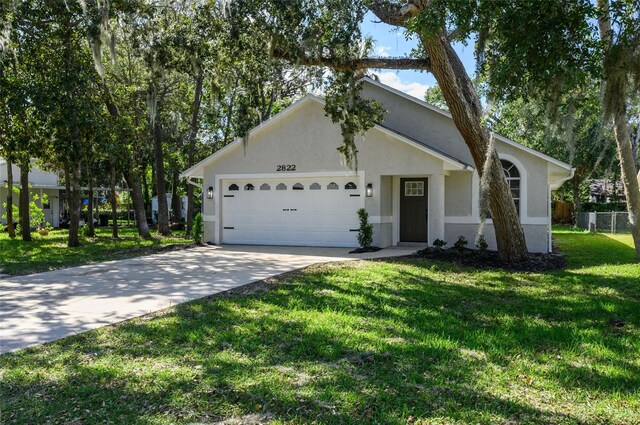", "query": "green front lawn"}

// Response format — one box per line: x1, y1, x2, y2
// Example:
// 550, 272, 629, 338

1, 229, 638, 424
0, 227, 193, 276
